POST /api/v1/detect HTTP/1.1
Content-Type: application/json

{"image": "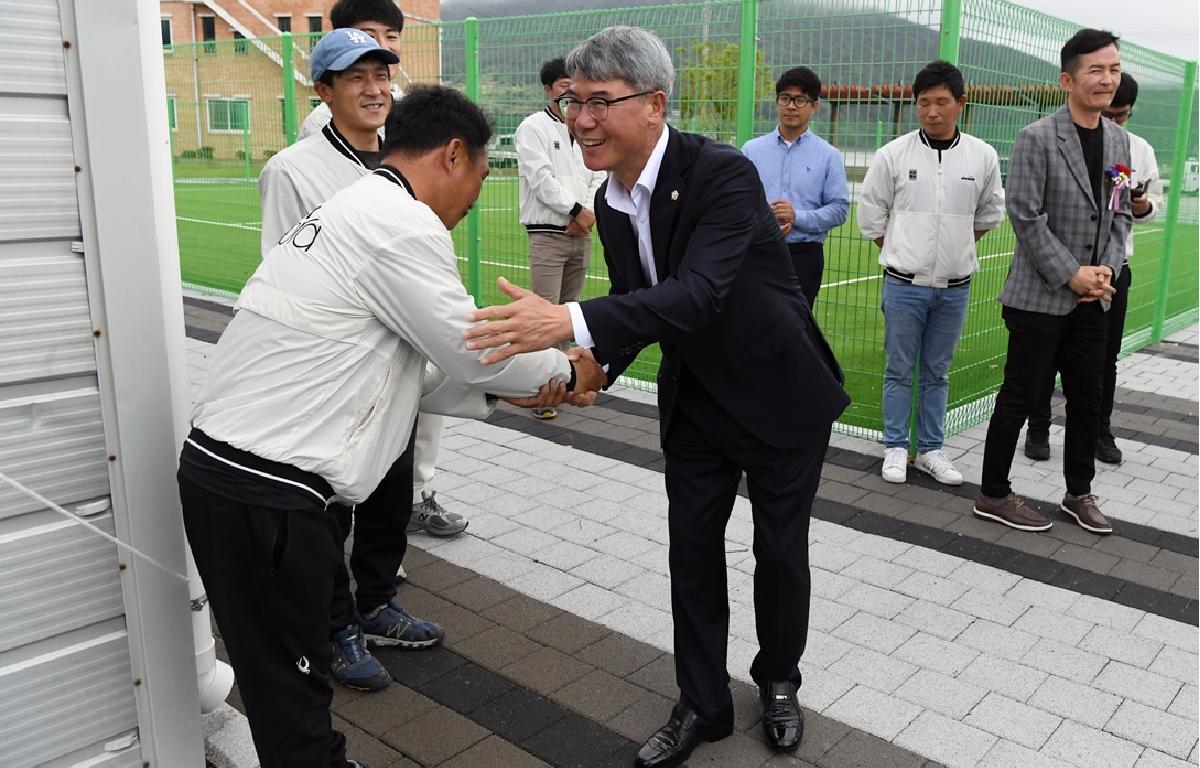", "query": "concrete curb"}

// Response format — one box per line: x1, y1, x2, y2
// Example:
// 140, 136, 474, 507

202, 703, 258, 768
